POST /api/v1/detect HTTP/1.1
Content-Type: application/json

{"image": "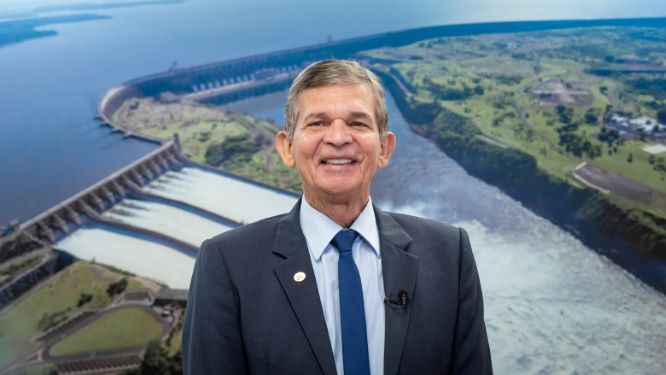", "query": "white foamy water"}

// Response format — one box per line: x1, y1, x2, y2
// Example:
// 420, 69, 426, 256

55, 226, 195, 289
385, 201, 666, 374
102, 198, 234, 247
143, 166, 298, 224
463, 219, 666, 375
